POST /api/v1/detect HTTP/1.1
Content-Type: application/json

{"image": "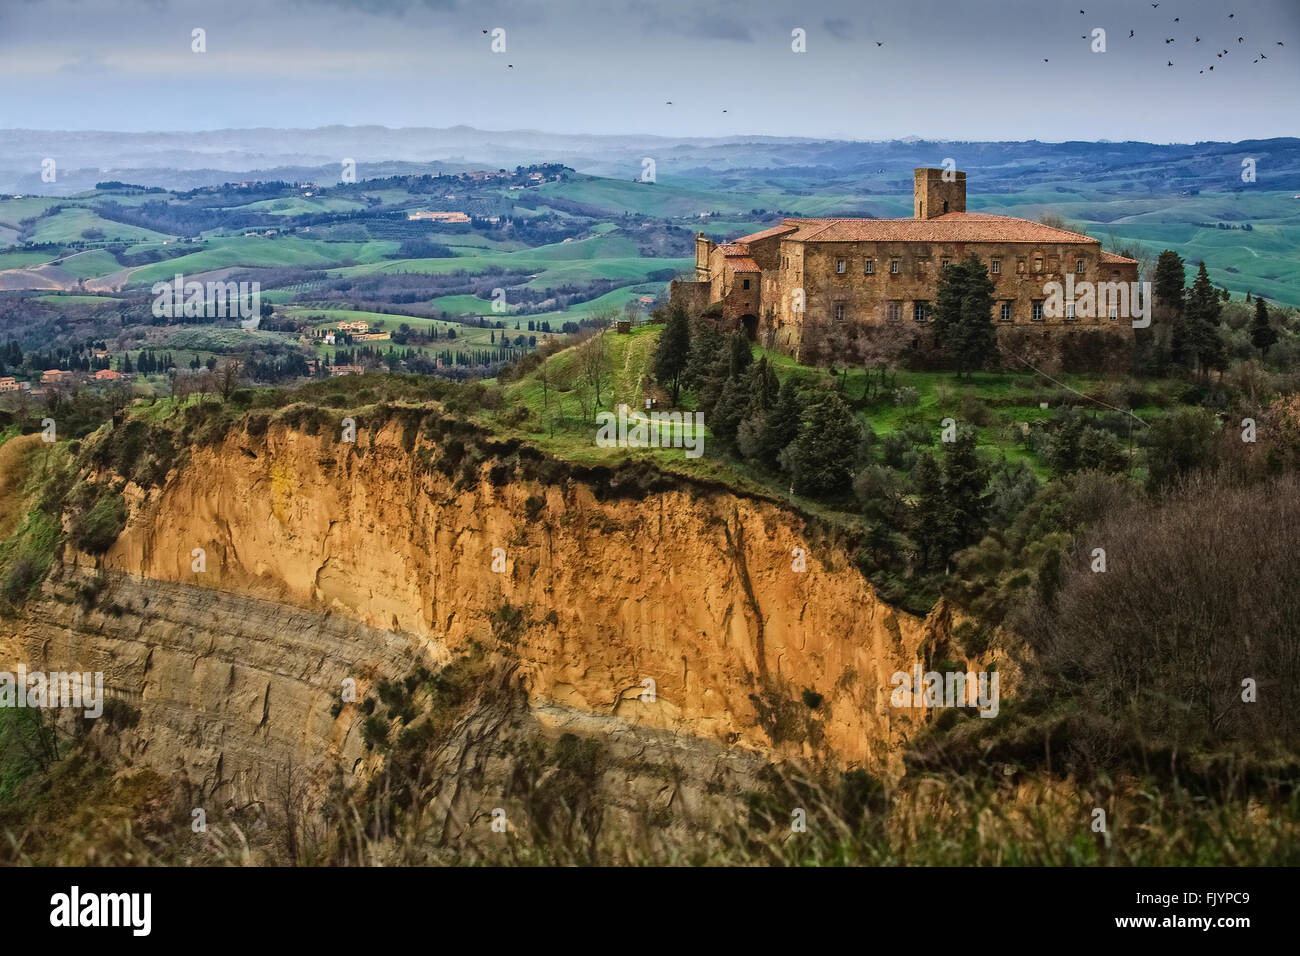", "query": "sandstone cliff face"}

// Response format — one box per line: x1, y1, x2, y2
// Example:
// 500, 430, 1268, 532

8, 415, 939, 819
